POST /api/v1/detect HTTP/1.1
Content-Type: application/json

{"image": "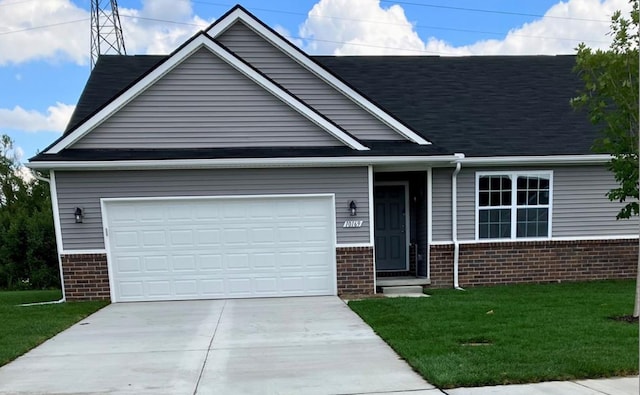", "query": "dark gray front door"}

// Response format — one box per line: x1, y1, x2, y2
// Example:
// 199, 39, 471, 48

374, 185, 407, 271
